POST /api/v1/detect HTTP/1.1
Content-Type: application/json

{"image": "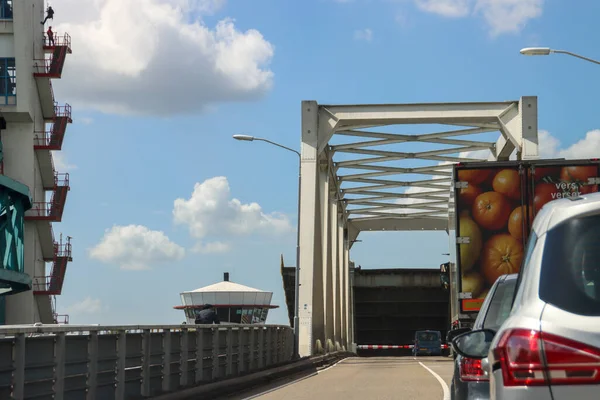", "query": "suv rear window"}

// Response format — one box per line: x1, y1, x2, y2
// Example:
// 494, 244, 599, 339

540, 213, 600, 316
482, 279, 517, 330
417, 332, 439, 341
